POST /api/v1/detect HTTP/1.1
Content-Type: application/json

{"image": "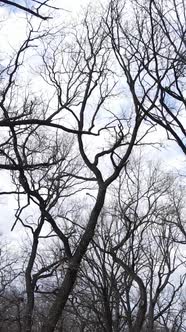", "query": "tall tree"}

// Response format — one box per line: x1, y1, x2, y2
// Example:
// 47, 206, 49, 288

107, 0, 186, 156
0, 5, 149, 331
